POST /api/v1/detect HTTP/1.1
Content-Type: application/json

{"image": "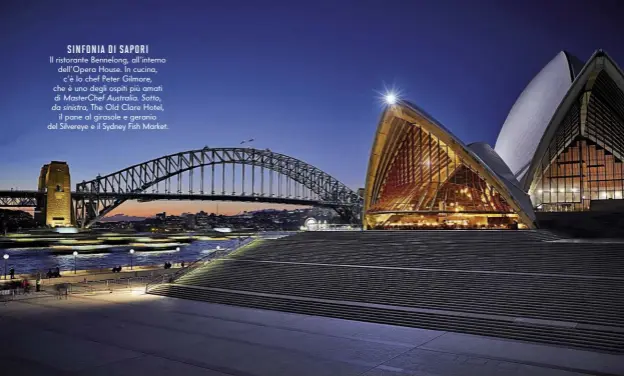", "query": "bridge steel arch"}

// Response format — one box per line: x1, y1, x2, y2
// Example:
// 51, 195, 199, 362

75, 147, 362, 228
